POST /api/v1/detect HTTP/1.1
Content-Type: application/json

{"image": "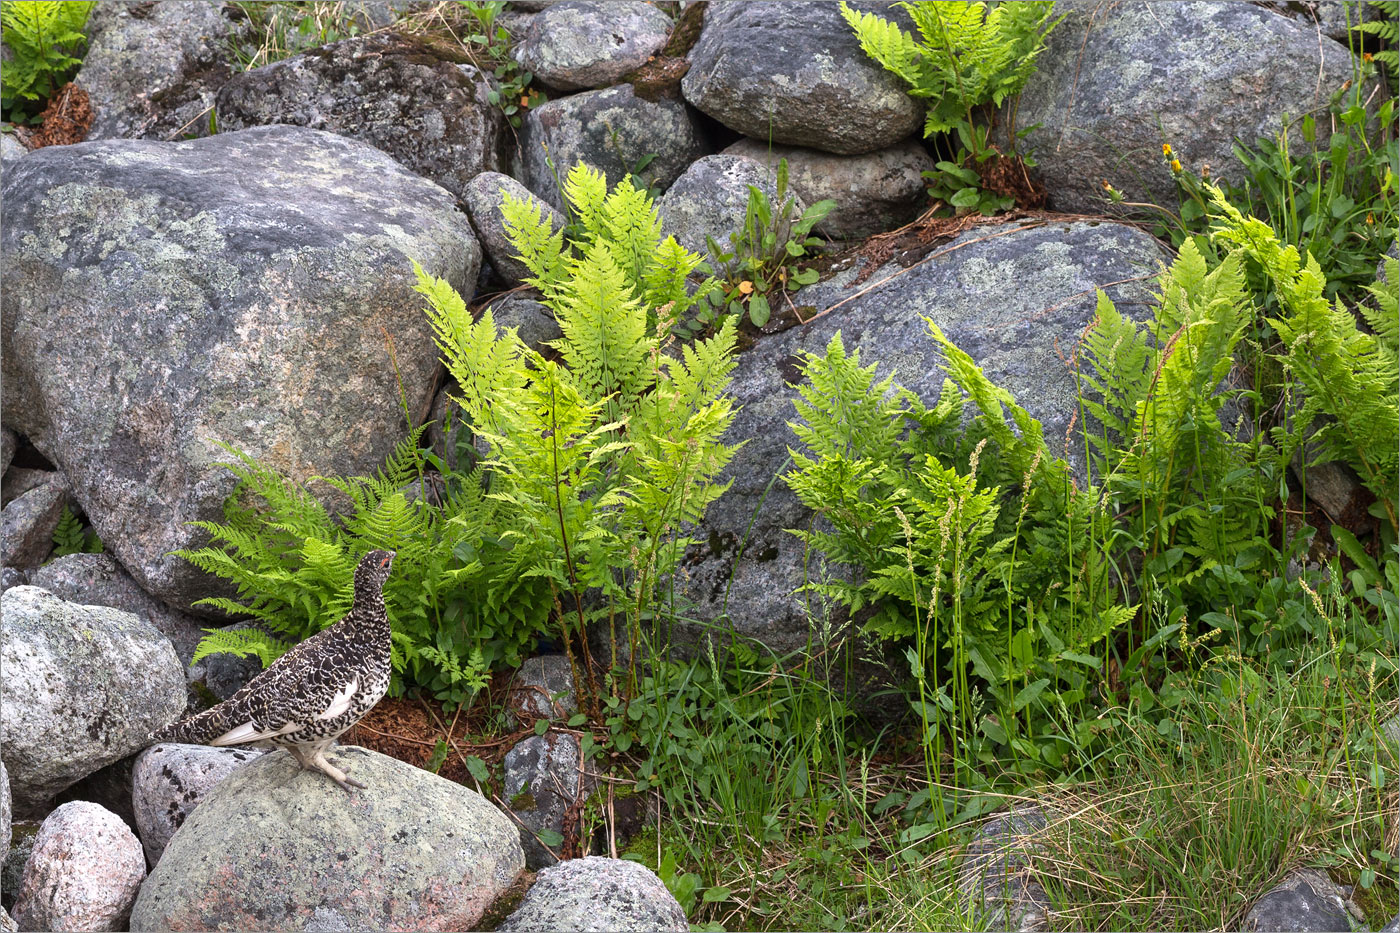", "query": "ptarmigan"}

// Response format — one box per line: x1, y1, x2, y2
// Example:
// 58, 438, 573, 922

149, 549, 395, 791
